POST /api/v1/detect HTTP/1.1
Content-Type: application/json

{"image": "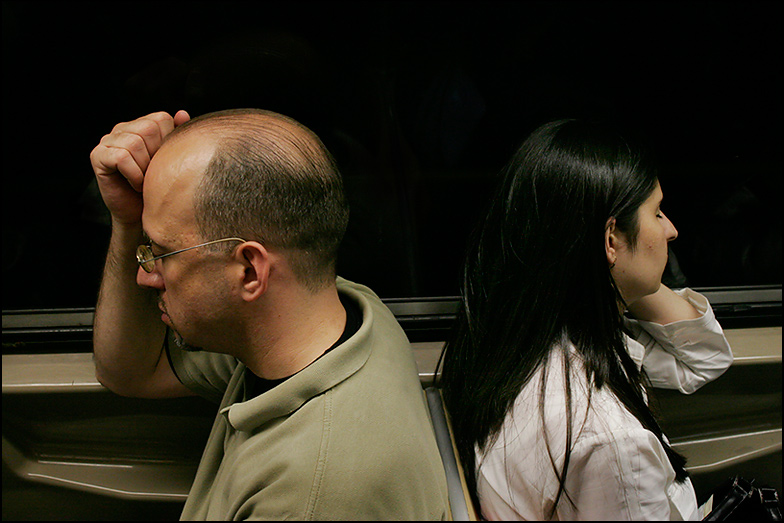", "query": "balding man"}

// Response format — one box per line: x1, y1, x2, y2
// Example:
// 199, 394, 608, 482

90, 109, 449, 520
